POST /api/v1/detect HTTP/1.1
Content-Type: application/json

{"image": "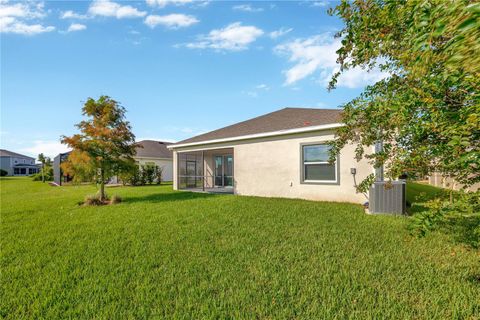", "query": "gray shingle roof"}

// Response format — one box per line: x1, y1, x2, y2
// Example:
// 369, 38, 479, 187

175, 108, 342, 145
0, 149, 35, 159
136, 140, 173, 159
53, 142, 172, 159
